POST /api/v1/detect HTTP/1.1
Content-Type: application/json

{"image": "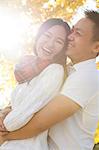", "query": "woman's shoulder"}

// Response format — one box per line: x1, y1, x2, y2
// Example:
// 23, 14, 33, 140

45, 63, 64, 71
29, 64, 64, 85
41, 63, 64, 74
